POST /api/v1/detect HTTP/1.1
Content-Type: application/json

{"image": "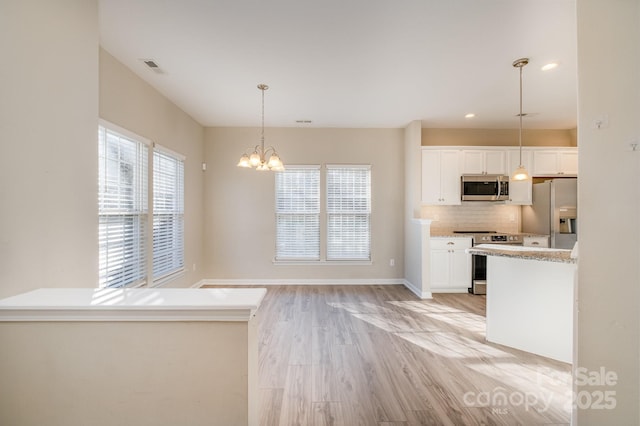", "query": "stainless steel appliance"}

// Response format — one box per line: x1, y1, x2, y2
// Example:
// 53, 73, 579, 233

461, 175, 510, 201
453, 231, 523, 295
521, 178, 577, 249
